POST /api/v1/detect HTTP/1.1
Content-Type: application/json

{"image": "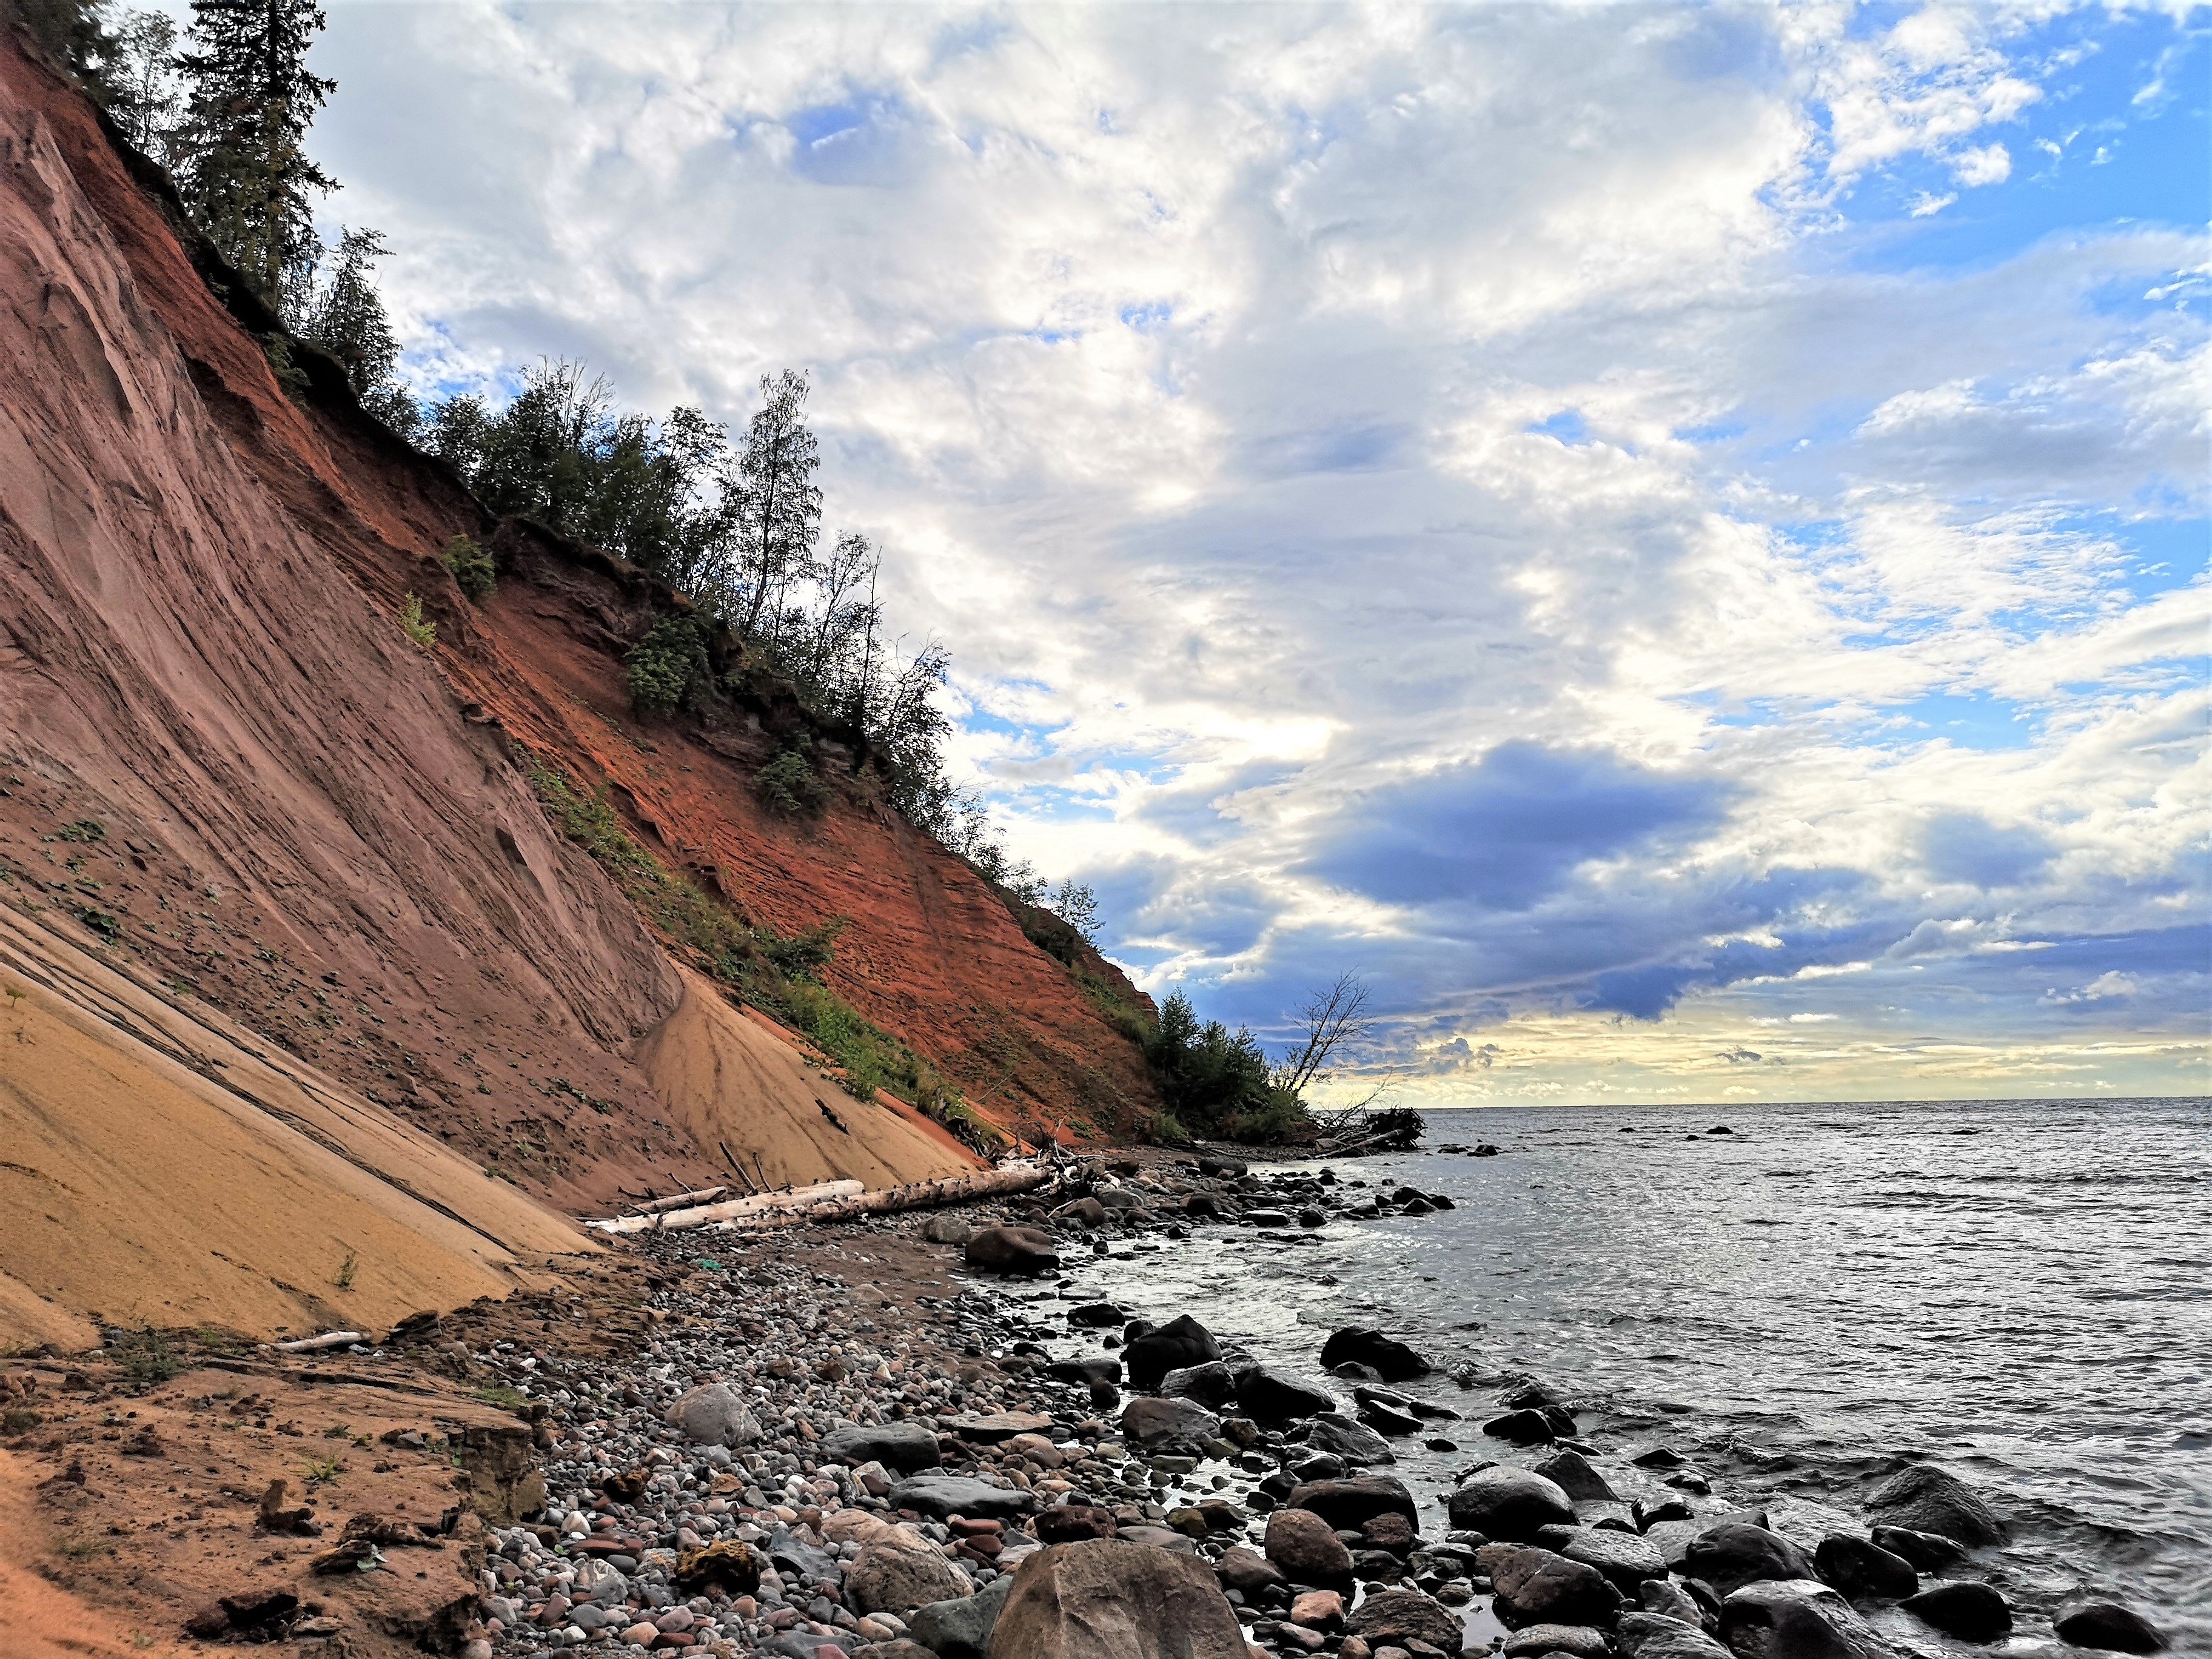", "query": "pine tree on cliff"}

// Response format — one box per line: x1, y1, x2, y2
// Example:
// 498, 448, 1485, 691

293, 226, 417, 432
175, 0, 335, 311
